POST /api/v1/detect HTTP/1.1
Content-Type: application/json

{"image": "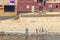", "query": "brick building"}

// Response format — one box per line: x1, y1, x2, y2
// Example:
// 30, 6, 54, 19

17, 0, 60, 13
